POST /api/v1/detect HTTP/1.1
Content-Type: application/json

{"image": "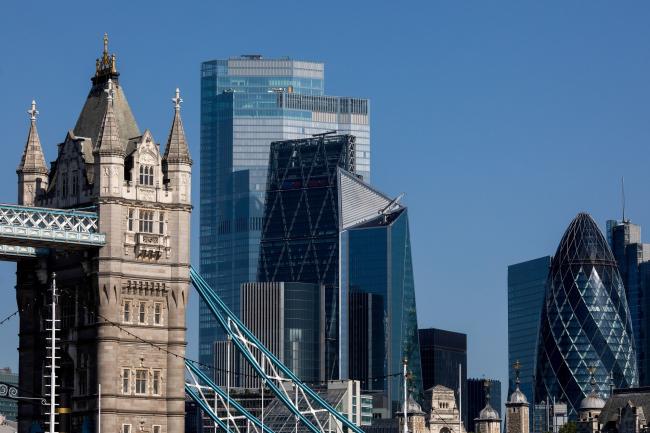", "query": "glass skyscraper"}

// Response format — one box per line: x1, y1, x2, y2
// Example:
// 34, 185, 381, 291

257, 134, 358, 379
507, 256, 551, 412
535, 213, 637, 418
338, 168, 423, 415
199, 56, 370, 367
607, 219, 650, 386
